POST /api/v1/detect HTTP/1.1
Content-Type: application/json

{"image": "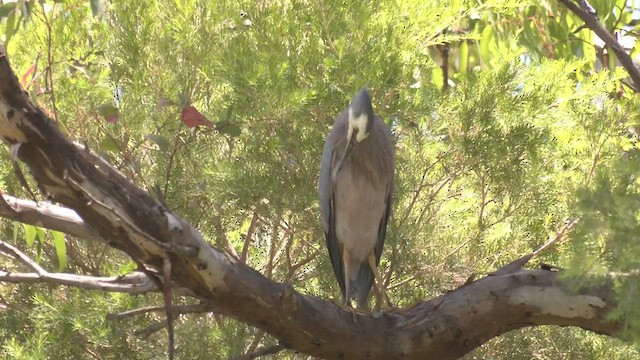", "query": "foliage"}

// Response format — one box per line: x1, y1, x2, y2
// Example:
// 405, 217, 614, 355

0, 0, 640, 358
